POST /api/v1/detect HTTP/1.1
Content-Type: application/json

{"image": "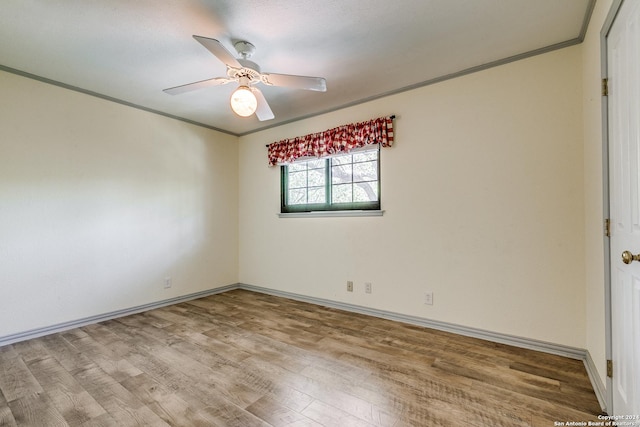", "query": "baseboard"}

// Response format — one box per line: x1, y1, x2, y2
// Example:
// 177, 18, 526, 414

583, 350, 608, 412
0, 284, 238, 348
